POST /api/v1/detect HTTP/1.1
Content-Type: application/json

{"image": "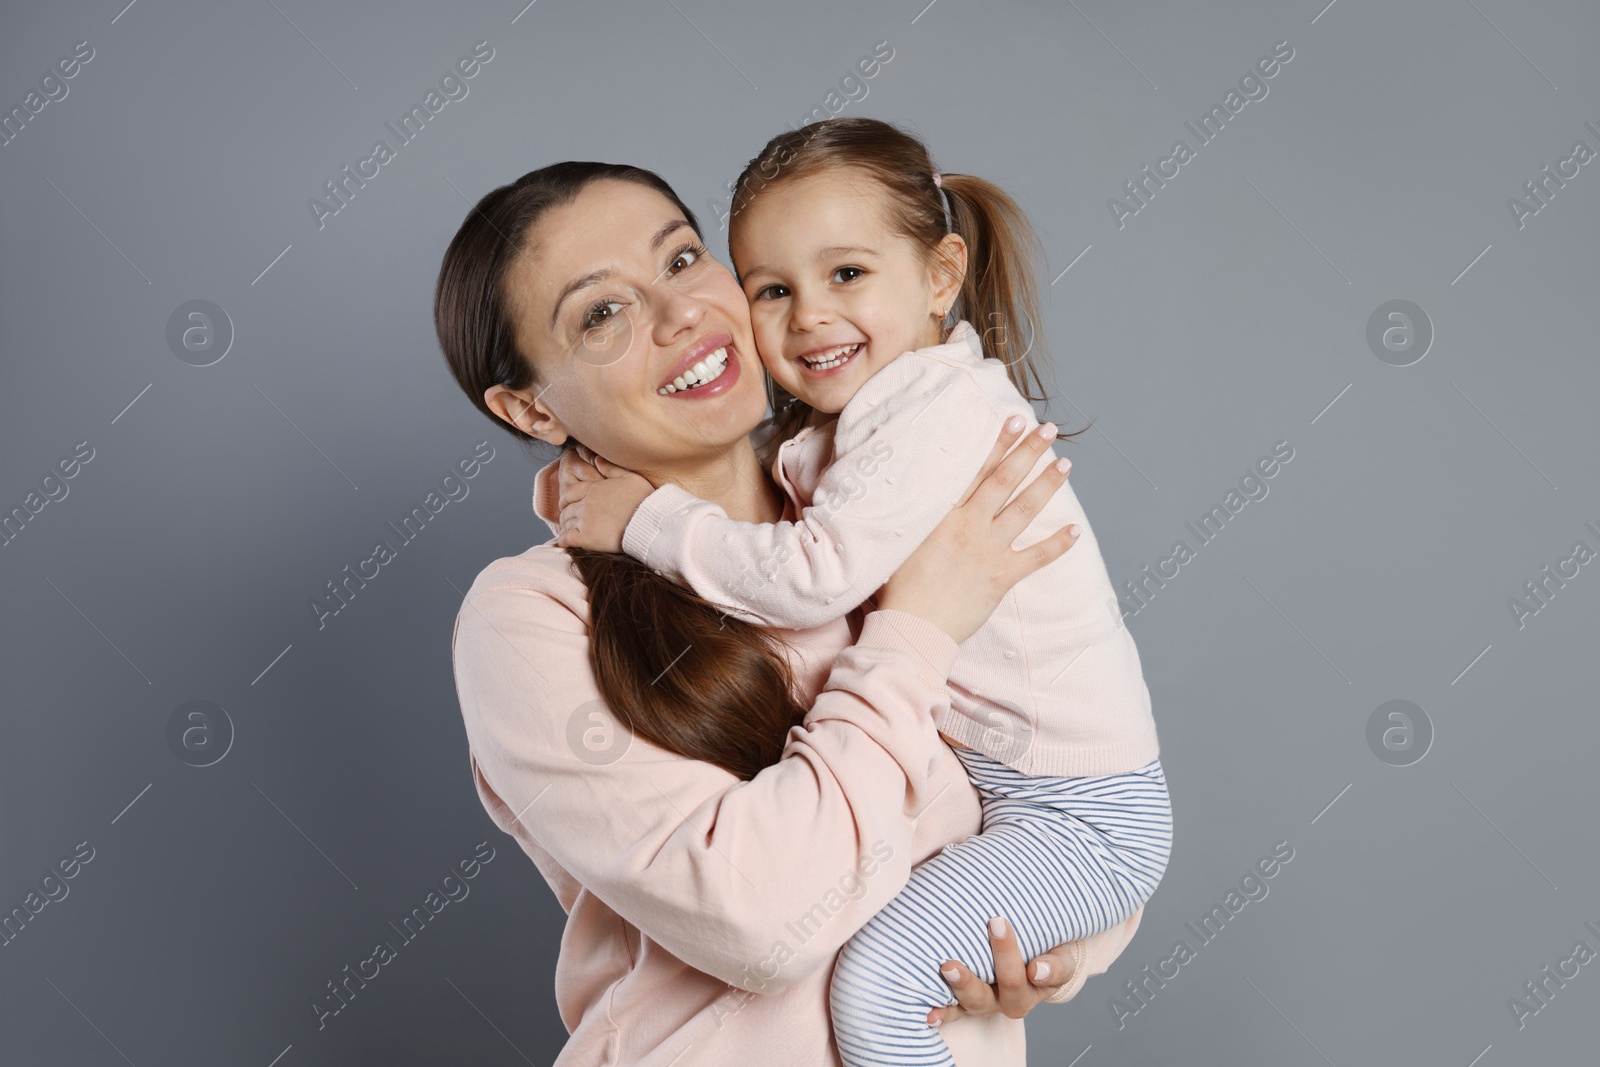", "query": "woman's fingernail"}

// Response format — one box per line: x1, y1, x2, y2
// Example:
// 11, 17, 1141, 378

989, 916, 1007, 938
1055, 458, 1071, 474
1036, 422, 1057, 438
1005, 415, 1025, 433
941, 966, 961, 982
1068, 524, 1081, 537
1033, 961, 1051, 982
